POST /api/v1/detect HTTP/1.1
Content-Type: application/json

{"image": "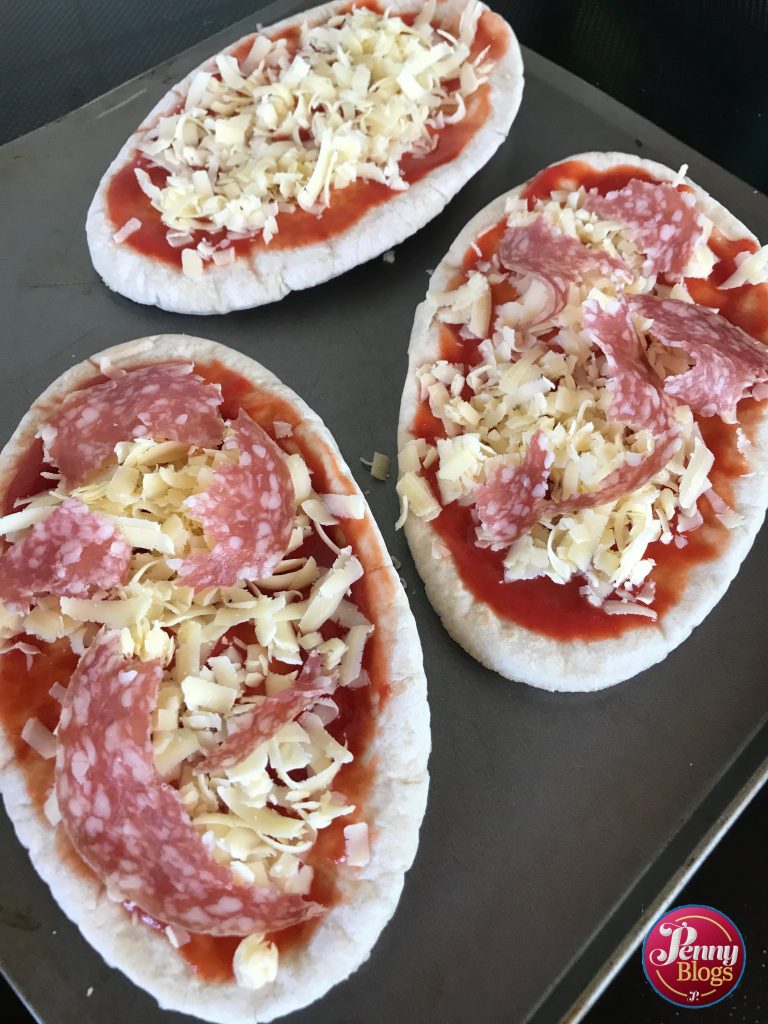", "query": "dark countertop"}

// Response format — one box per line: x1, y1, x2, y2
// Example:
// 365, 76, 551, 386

0, 1, 766, 1021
